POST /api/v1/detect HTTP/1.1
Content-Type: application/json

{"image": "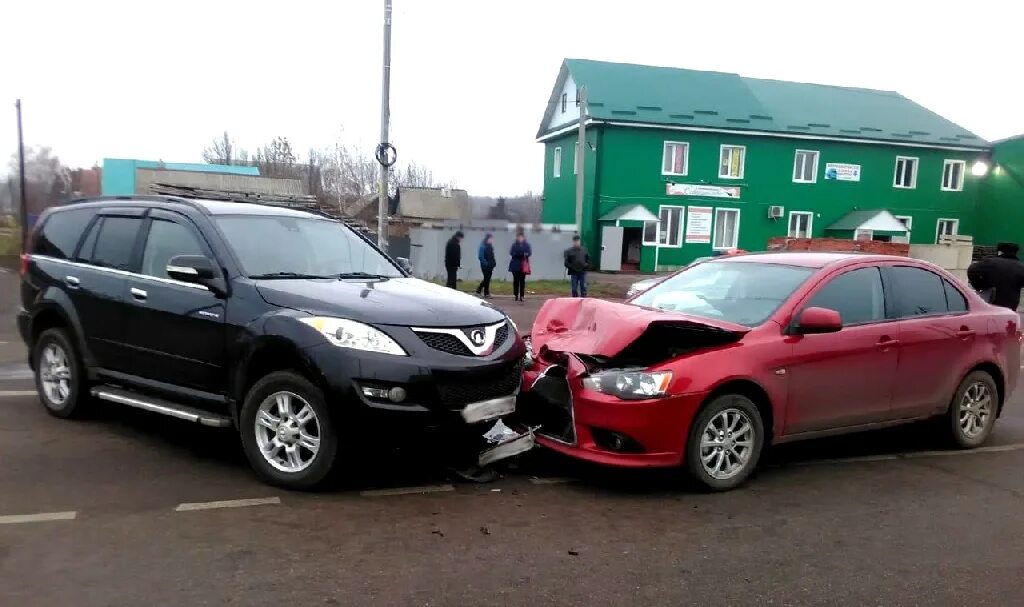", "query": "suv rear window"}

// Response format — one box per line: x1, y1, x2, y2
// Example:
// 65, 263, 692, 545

32, 208, 97, 259
87, 217, 144, 270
